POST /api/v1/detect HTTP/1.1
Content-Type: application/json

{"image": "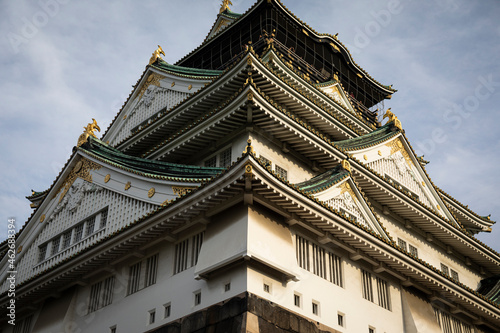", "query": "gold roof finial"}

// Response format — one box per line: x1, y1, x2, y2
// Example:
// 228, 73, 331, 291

77, 118, 100, 147
383, 108, 402, 130
149, 45, 165, 65
220, 0, 233, 13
